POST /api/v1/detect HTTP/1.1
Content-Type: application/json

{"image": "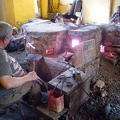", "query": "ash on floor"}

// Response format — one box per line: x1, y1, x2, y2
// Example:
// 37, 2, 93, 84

73, 59, 120, 120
